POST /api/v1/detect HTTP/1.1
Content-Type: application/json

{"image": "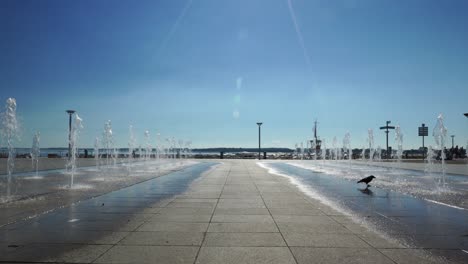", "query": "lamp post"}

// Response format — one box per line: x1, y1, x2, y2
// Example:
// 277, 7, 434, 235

256, 122, 263, 160
380, 120, 395, 159
451, 135, 455, 149
66, 110, 75, 160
